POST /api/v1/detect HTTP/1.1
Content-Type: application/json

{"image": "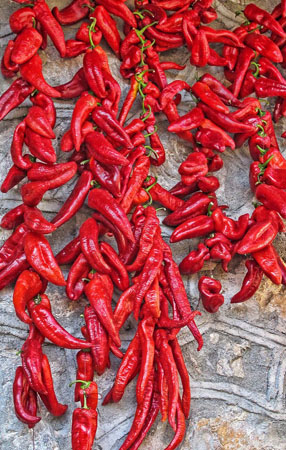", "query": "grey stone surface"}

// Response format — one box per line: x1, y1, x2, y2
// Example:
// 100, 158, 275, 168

0, 0, 286, 448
